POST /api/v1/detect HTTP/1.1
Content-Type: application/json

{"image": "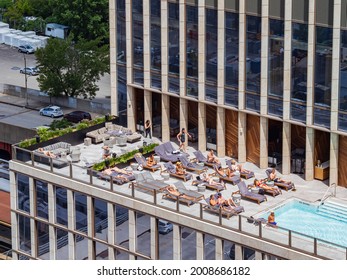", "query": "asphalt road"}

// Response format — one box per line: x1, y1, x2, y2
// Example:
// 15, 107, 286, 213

0, 44, 111, 99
